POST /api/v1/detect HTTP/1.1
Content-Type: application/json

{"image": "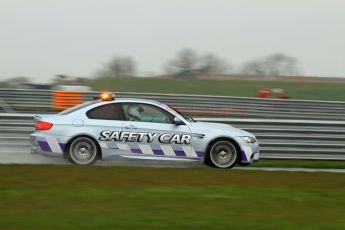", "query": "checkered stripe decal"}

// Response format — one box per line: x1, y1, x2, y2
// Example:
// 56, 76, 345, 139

38, 138, 65, 153
38, 139, 204, 158
102, 143, 204, 158
37, 139, 250, 162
